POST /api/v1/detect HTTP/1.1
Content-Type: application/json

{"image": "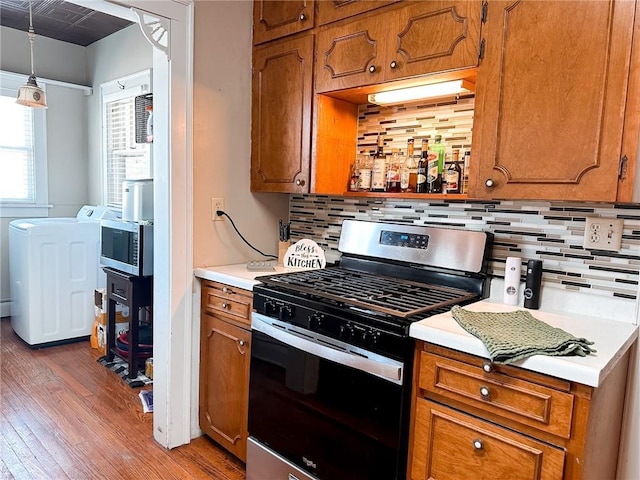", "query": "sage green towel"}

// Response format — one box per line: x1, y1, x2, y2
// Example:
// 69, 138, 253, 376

451, 305, 596, 365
